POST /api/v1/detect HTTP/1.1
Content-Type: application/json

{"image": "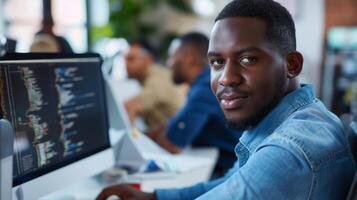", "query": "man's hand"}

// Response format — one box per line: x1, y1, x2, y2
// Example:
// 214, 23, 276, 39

96, 184, 156, 200
146, 124, 166, 140
145, 124, 182, 154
